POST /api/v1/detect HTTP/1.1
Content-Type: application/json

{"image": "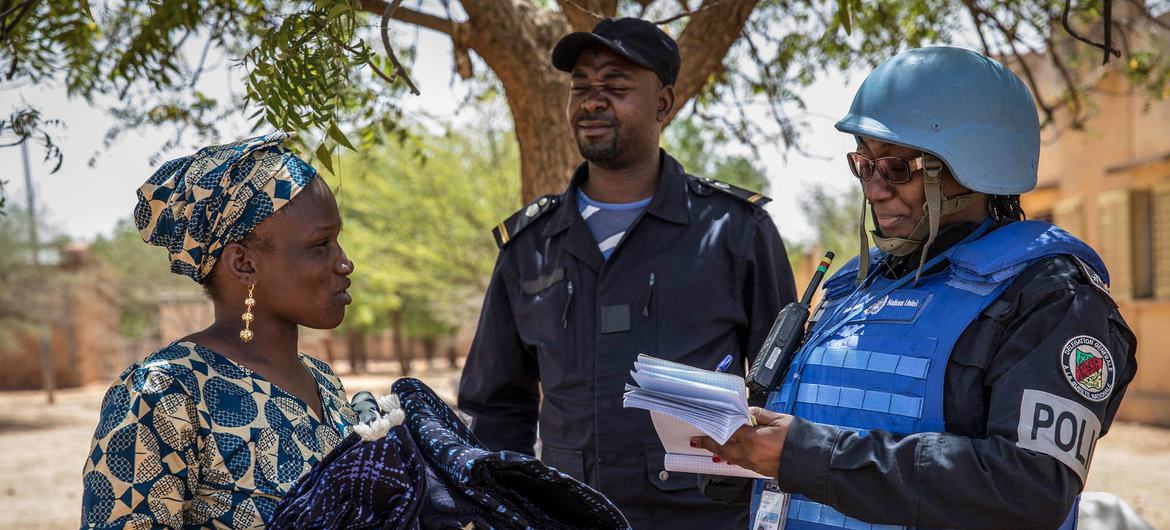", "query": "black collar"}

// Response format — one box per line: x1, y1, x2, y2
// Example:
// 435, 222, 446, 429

543, 149, 690, 238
